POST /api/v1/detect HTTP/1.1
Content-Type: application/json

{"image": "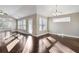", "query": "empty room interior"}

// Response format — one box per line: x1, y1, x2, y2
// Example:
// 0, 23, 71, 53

0, 5, 79, 53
